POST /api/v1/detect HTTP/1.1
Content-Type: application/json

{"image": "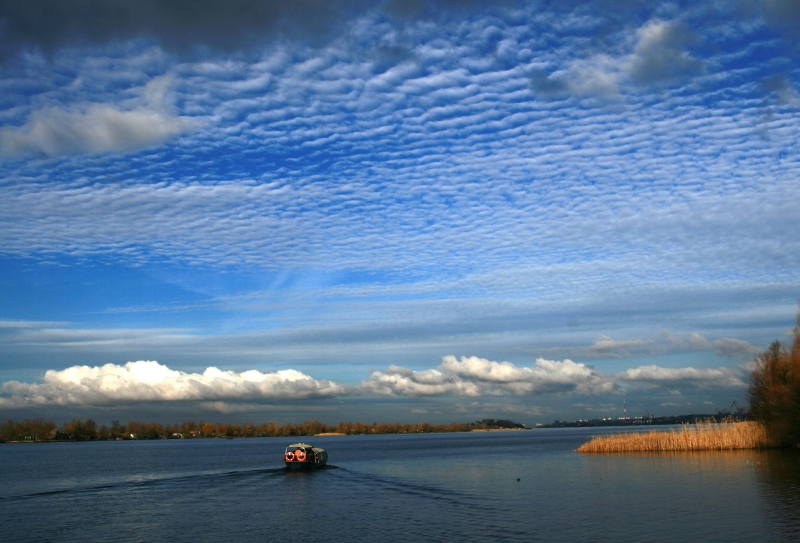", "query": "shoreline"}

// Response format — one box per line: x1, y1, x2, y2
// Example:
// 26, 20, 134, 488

1, 417, 528, 442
